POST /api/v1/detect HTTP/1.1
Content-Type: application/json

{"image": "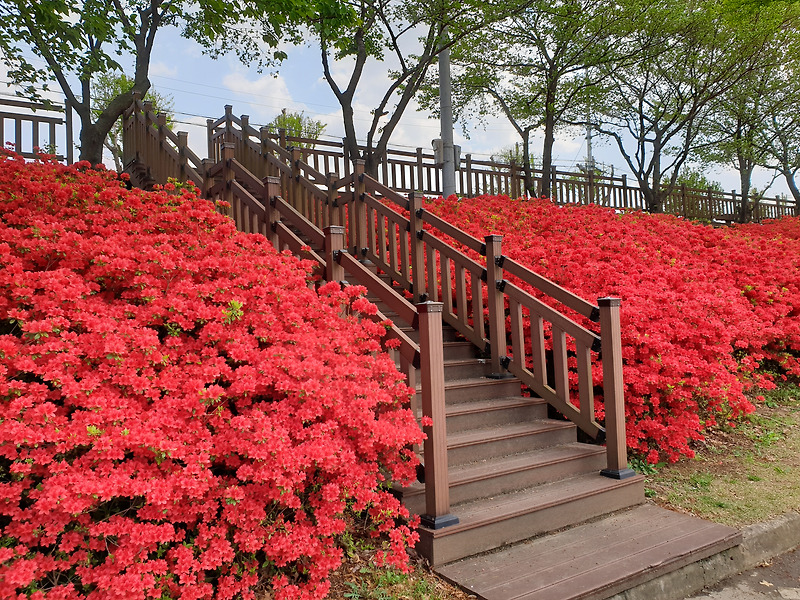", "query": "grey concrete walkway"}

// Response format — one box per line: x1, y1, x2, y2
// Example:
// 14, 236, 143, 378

685, 547, 800, 600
